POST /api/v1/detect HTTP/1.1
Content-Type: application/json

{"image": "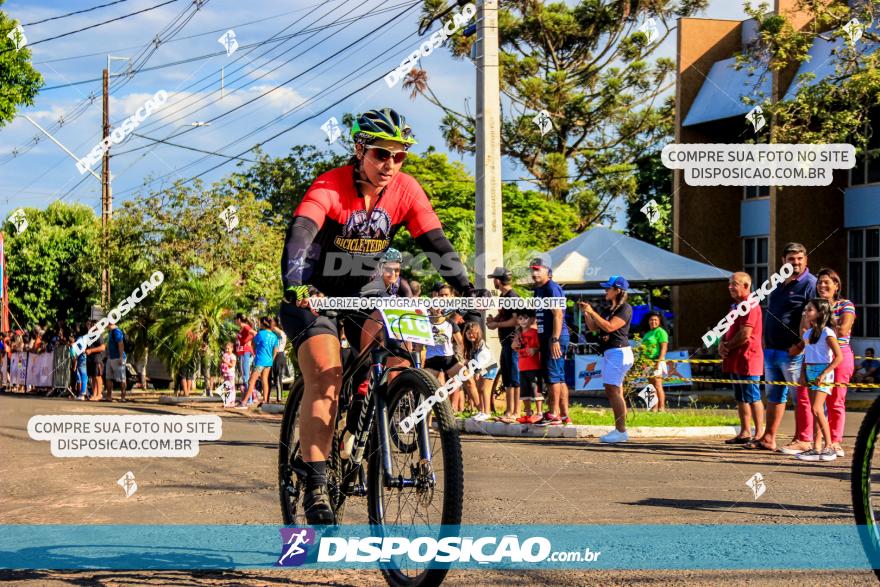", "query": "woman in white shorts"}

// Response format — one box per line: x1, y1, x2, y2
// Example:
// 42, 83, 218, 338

579, 275, 634, 444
